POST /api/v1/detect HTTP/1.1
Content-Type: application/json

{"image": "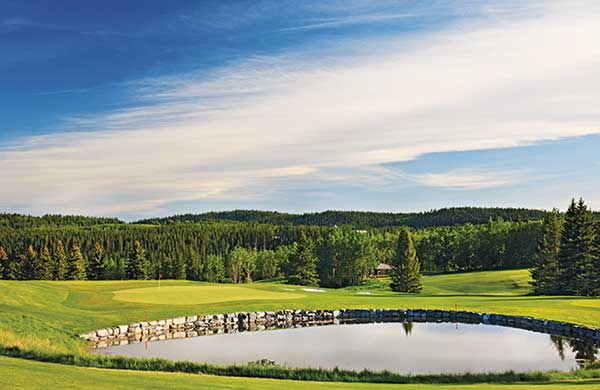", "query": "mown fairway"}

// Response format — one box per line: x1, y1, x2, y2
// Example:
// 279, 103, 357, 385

113, 285, 305, 305
3, 269, 600, 389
